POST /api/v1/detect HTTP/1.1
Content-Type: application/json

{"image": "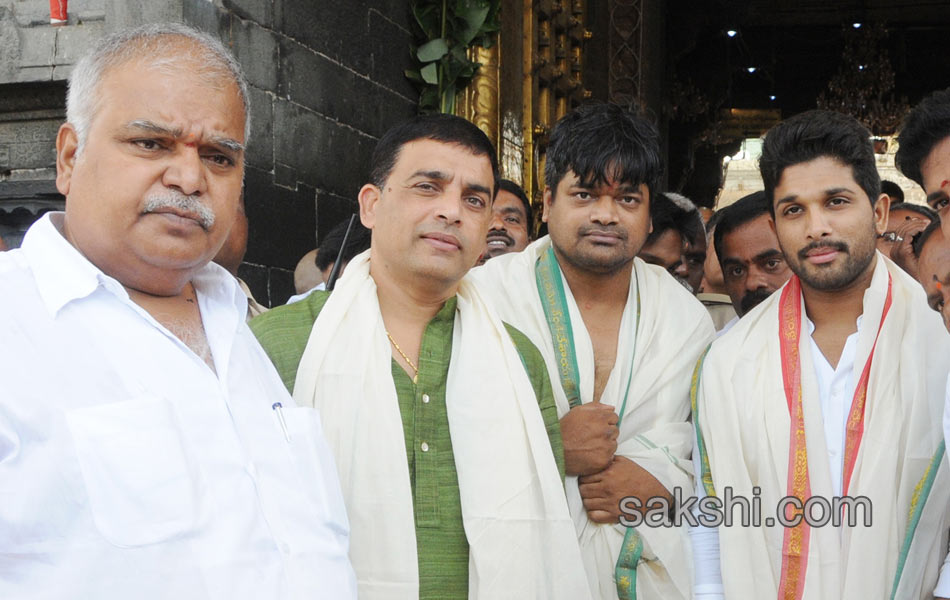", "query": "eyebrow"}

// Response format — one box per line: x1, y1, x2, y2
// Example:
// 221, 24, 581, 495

123, 119, 245, 153
775, 187, 854, 207
498, 206, 524, 216
927, 190, 949, 205
753, 249, 783, 262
